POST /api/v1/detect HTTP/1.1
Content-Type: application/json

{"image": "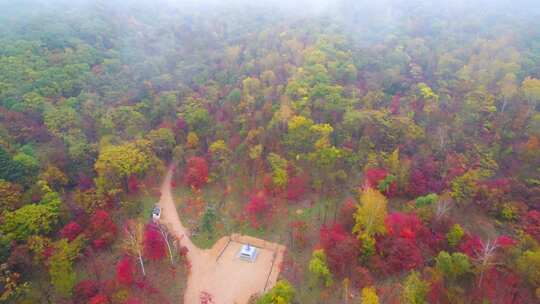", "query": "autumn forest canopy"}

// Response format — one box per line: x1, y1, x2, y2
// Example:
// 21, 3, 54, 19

0, 0, 540, 303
